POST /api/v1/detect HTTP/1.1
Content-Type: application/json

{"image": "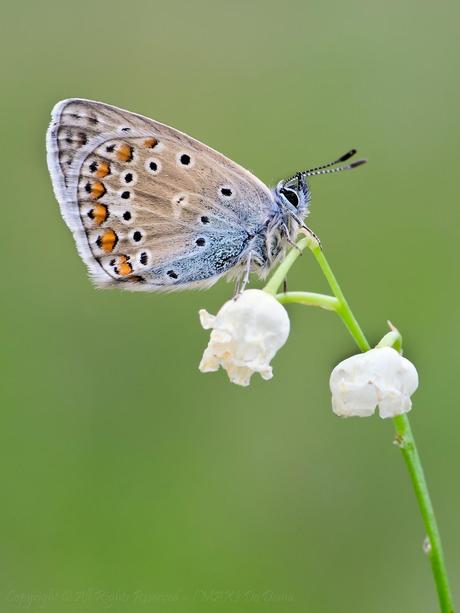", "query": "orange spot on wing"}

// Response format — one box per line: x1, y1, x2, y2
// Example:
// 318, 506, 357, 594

90, 181, 106, 200
117, 143, 133, 162
95, 161, 110, 178
92, 203, 108, 225
97, 229, 118, 253
143, 137, 158, 148
117, 255, 133, 276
